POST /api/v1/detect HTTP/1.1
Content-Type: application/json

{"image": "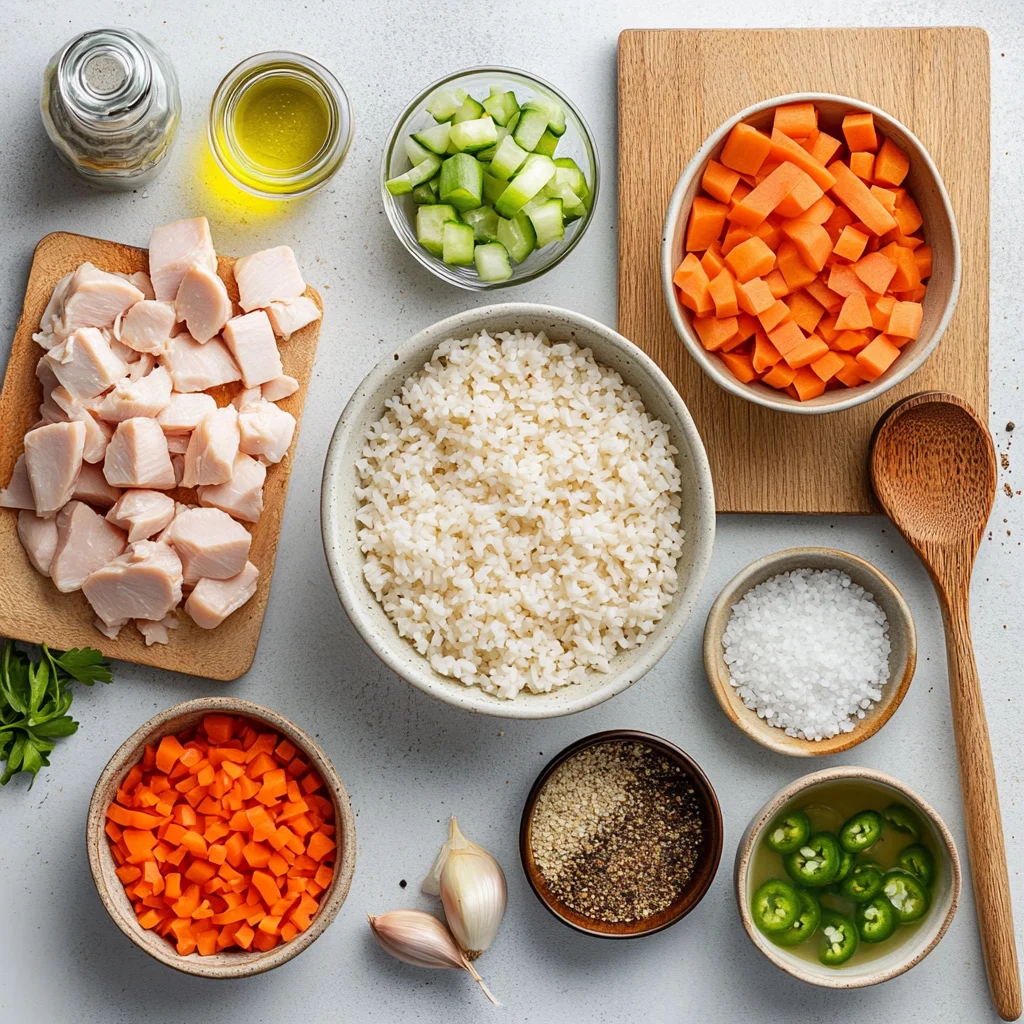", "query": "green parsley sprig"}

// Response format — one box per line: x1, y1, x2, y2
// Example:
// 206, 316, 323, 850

0, 640, 112, 786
